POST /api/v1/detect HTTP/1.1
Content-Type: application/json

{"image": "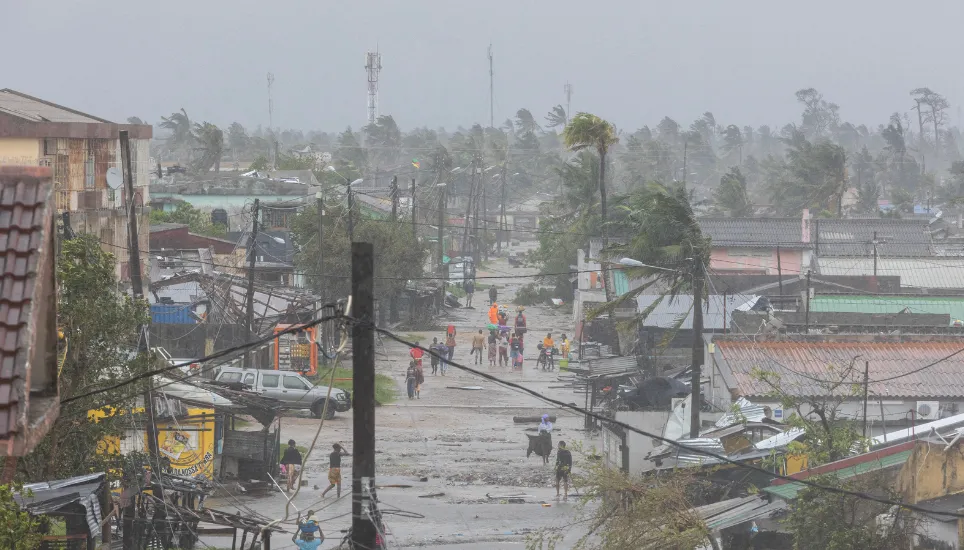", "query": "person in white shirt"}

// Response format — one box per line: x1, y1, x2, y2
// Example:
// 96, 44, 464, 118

538, 414, 553, 435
